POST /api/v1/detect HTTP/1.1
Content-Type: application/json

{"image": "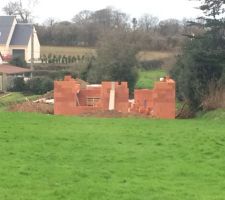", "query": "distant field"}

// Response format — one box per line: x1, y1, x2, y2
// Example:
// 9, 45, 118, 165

0, 111, 225, 200
137, 51, 175, 61
41, 46, 175, 61
41, 46, 96, 57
